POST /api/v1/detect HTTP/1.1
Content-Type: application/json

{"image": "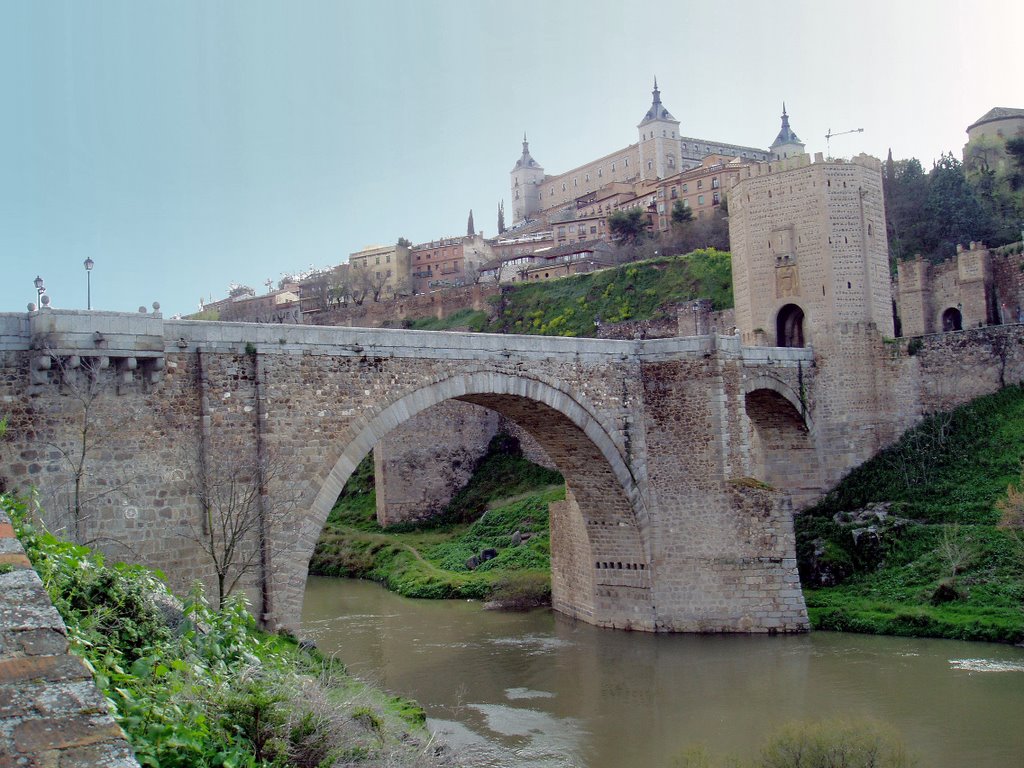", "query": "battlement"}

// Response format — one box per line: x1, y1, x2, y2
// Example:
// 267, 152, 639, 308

732, 151, 884, 185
